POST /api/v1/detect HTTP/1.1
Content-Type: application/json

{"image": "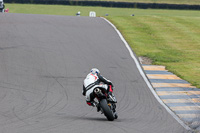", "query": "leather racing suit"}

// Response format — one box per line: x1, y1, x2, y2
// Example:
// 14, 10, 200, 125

82, 73, 114, 106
